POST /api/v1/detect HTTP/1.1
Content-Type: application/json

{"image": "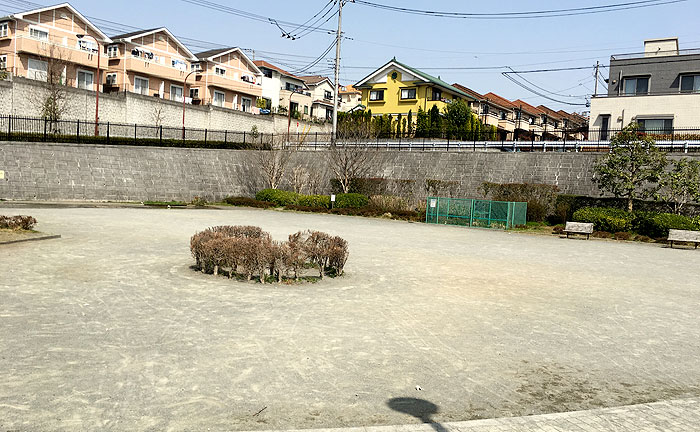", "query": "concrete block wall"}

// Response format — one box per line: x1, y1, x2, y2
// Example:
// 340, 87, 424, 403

0, 142, 640, 203
0, 77, 331, 135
